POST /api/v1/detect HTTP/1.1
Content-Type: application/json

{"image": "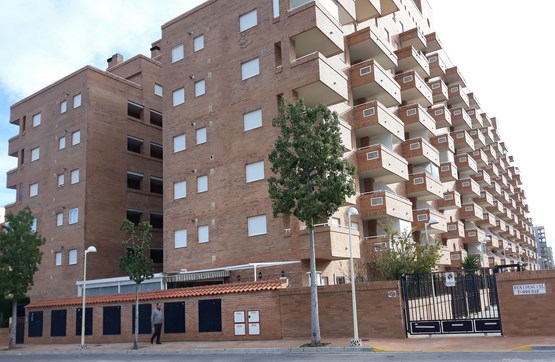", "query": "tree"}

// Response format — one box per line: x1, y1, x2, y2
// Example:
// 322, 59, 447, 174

119, 219, 154, 350
0, 207, 45, 349
461, 254, 480, 271
374, 223, 441, 280
268, 98, 355, 346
